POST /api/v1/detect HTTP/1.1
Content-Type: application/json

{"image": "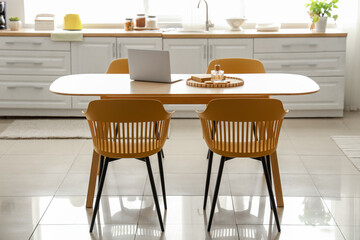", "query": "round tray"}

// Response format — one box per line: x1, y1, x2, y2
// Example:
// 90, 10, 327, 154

186, 76, 244, 88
